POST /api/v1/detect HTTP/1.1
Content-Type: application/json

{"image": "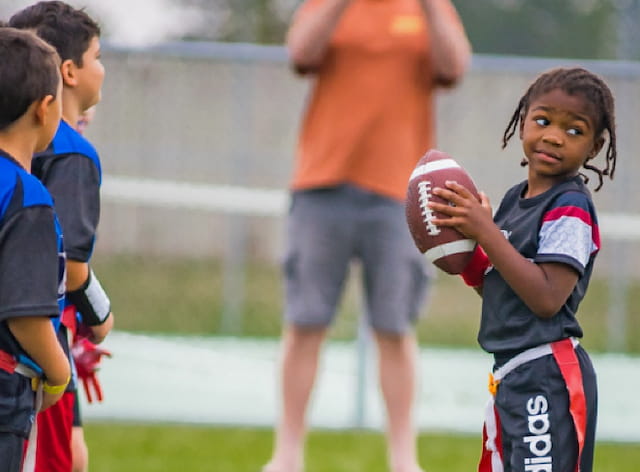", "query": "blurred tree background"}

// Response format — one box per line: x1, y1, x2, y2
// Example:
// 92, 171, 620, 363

3, 0, 637, 59
180, 0, 639, 60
